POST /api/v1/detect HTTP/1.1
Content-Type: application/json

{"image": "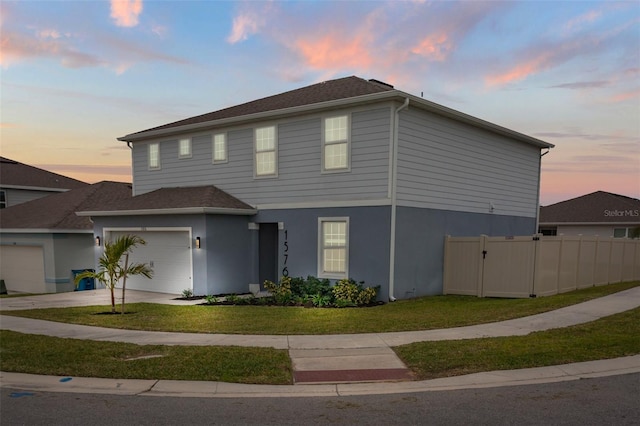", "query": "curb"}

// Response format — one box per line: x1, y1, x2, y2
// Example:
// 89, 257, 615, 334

2, 355, 639, 398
